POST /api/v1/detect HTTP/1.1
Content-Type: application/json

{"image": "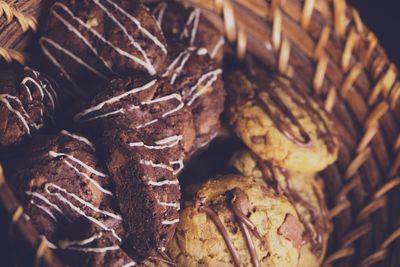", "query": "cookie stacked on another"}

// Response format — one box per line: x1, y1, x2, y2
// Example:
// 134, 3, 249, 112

9, 131, 137, 267
68, 0, 226, 259
168, 175, 314, 266
75, 76, 194, 259
39, 0, 168, 99
166, 67, 338, 266
227, 68, 338, 173
161, 45, 225, 154
229, 149, 330, 266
